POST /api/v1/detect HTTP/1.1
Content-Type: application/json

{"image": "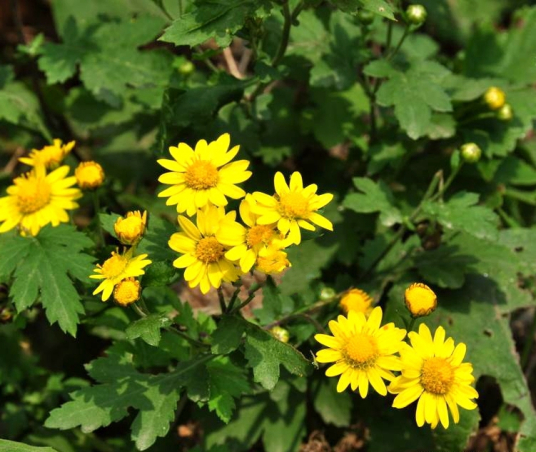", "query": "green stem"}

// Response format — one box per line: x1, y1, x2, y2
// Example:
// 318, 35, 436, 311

217, 287, 227, 314
386, 25, 410, 61
230, 282, 262, 314
407, 317, 417, 333
226, 286, 241, 312
271, 0, 292, 67
168, 326, 210, 348
93, 191, 104, 247
131, 302, 147, 318
178, 0, 183, 17
522, 308, 536, 369
385, 20, 393, 55
432, 163, 463, 202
